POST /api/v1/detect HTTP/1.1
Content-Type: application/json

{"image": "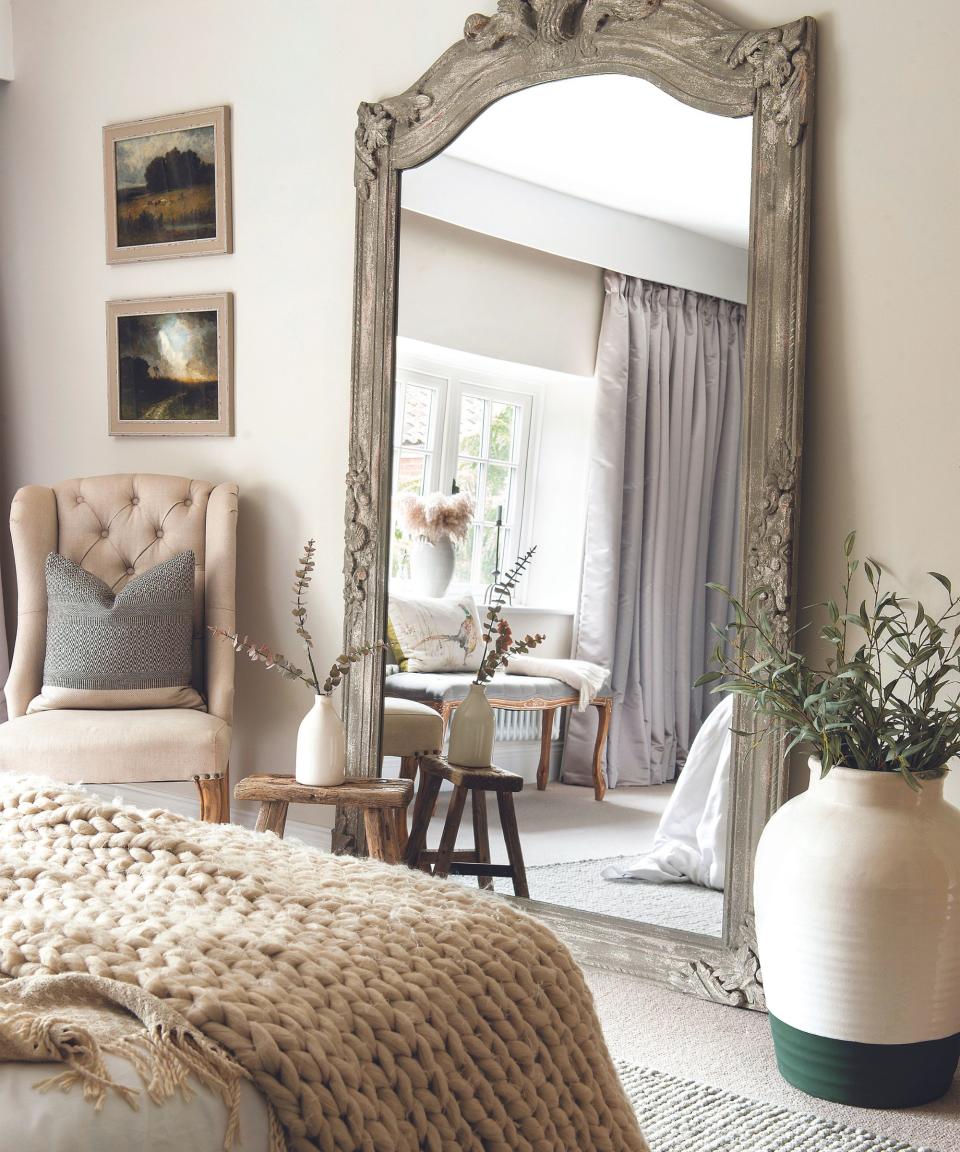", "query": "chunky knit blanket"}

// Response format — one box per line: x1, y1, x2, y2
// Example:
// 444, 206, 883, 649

0, 778, 649, 1152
